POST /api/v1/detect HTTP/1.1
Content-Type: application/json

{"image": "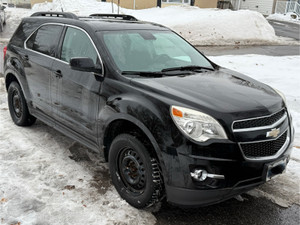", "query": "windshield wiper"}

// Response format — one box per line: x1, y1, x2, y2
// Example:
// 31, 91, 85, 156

161, 65, 214, 73
122, 71, 164, 77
